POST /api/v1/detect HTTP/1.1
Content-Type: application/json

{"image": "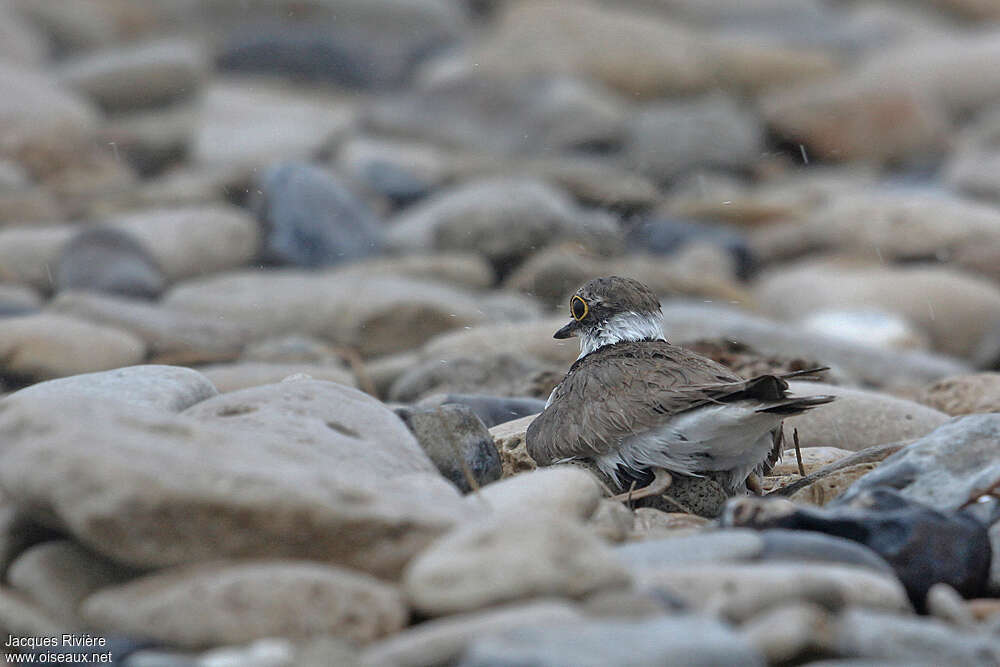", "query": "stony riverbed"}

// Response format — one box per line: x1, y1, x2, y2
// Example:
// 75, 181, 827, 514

2, 0, 1000, 665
